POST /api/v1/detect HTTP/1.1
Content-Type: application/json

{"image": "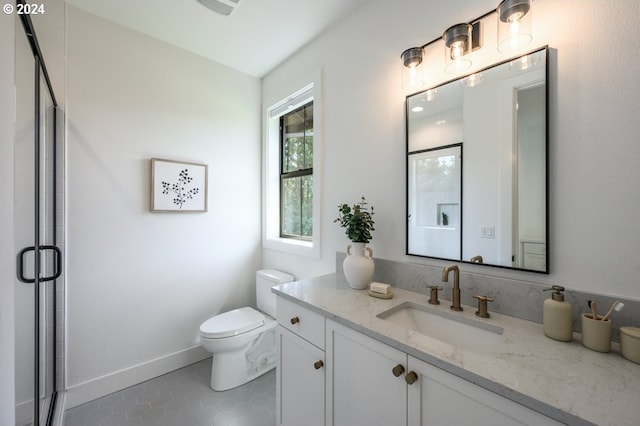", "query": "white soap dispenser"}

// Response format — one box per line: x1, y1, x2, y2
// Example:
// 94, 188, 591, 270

543, 285, 573, 342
